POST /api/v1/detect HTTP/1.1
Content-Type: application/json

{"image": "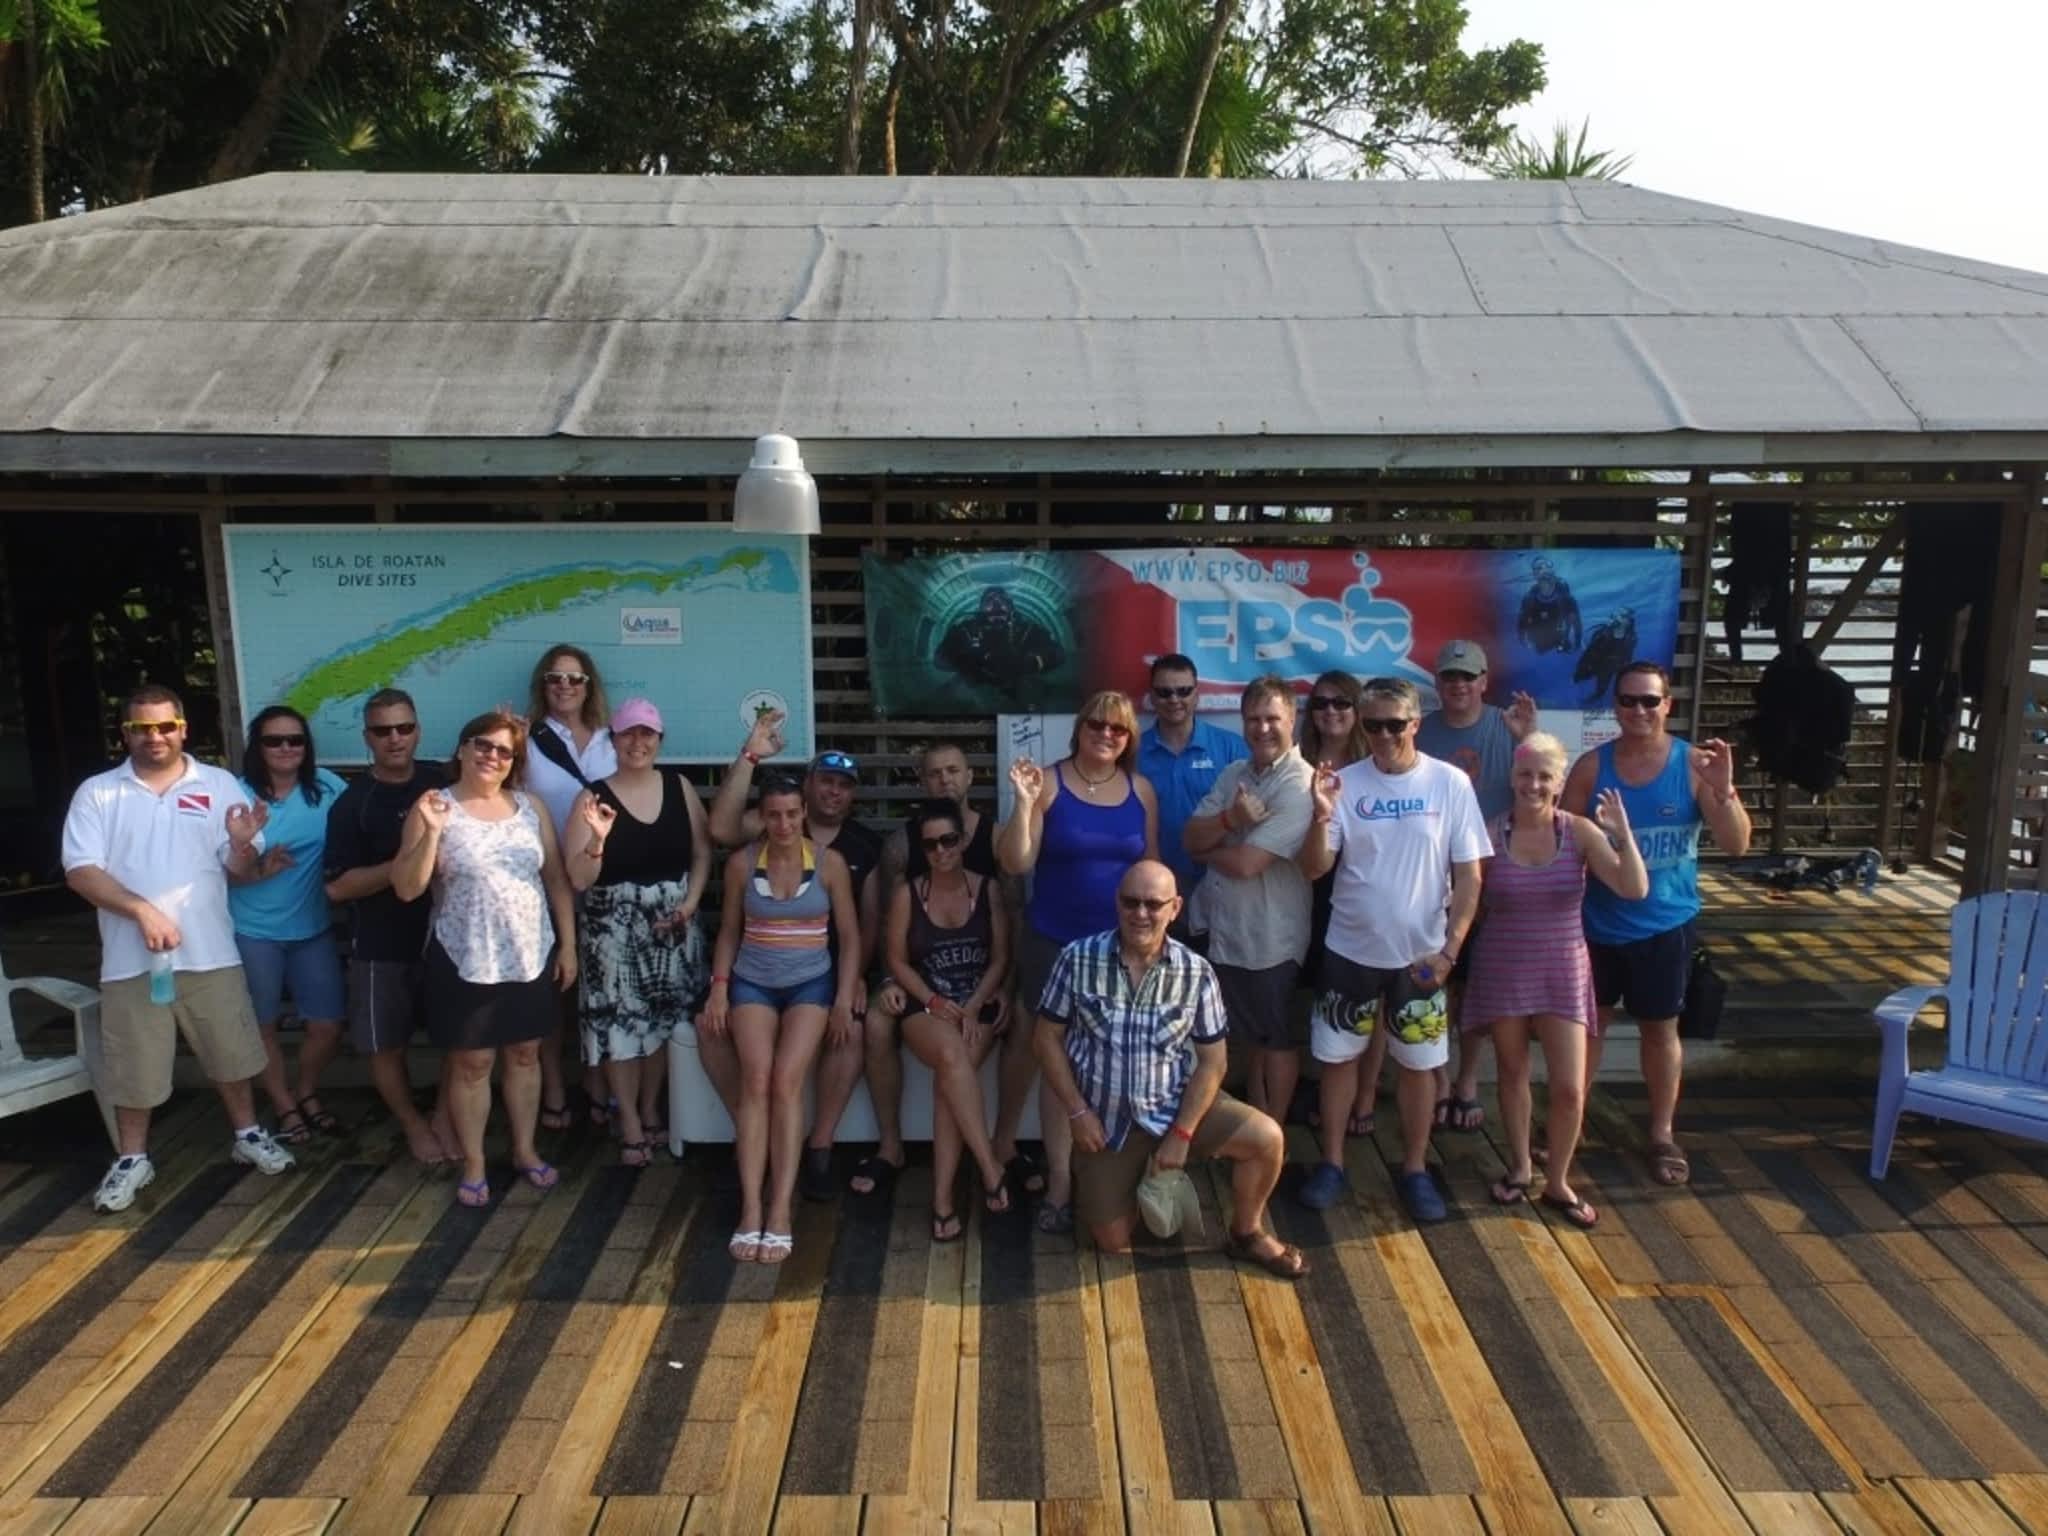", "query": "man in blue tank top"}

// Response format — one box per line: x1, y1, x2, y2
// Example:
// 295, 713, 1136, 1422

1561, 662, 1750, 1189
